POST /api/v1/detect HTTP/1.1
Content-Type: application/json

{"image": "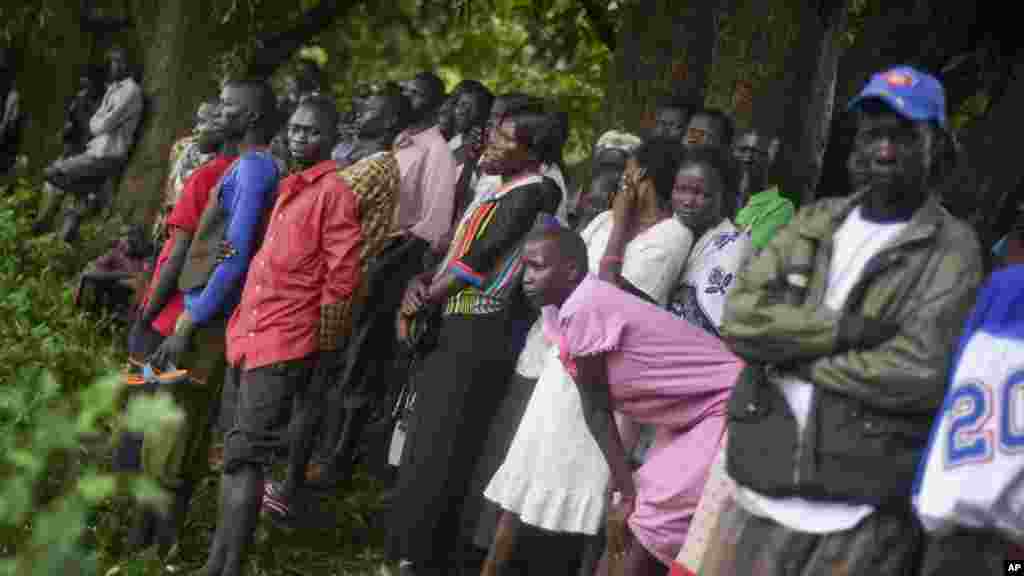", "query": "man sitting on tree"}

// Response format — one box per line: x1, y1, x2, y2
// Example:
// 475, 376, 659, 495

35, 46, 143, 236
